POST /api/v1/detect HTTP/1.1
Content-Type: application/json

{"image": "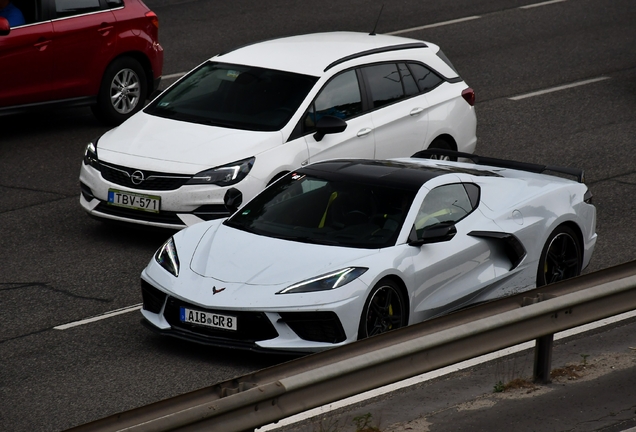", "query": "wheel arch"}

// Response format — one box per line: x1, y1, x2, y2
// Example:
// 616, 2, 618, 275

427, 133, 458, 151
106, 51, 156, 99
267, 171, 290, 186
556, 220, 585, 259
374, 274, 411, 324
